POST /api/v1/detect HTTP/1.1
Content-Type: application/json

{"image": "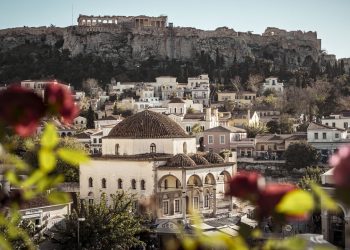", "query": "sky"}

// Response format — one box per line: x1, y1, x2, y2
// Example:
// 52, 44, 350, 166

0, 0, 349, 58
